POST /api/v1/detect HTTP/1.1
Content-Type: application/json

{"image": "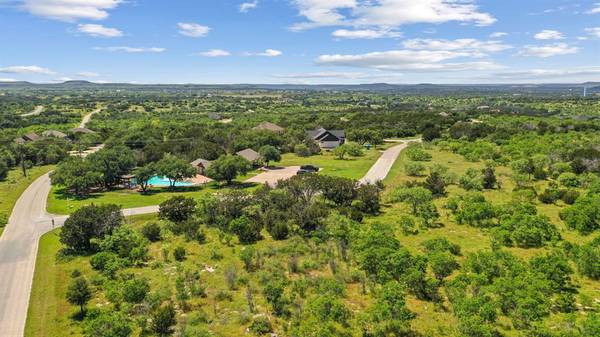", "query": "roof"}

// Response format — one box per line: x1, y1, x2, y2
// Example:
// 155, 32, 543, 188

190, 158, 212, 168
253, 122, 285, 132
42, 130, 67, 138
22, 133, 41, 141
307, 128, 345, 141
236, 148, 261, 162
70, 127, 95, 134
